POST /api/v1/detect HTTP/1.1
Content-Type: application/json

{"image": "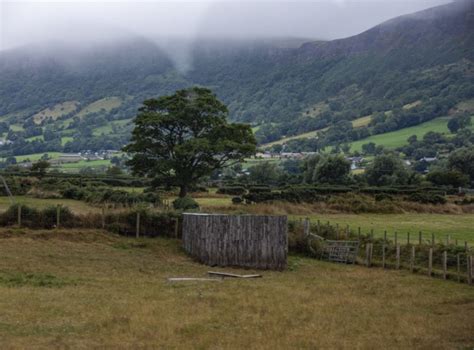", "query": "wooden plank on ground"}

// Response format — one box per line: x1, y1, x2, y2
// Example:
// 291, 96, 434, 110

208, 271, 262, 278
167, 278, 222, 282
